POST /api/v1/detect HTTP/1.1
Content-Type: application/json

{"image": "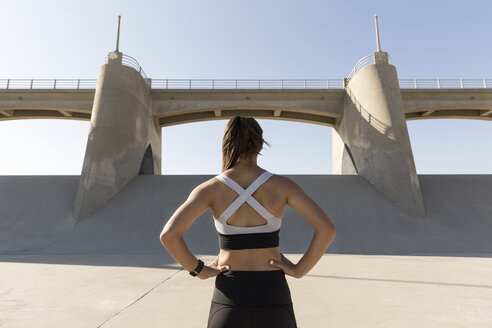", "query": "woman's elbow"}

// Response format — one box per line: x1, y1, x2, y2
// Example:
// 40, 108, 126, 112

329, 226, 336, 239
319, 222, 336, 239
159, 232, 167, 247
159, 229, 176, 247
